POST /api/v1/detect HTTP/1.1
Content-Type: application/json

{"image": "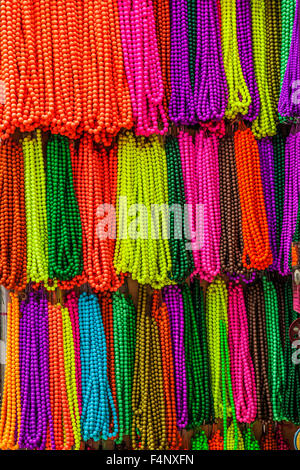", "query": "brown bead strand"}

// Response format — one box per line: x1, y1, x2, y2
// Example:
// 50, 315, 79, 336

245, 280, 273, 421
218, 133, 244, 275
132, 285, 167, 450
